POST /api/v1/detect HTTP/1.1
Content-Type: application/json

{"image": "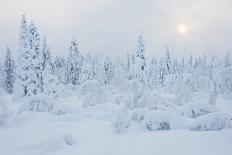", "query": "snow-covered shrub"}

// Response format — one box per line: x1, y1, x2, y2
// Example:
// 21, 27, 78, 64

145, 91, 177, 112
181, 102, 218, 118
80, 80, 109, 107
0, 97, 10, 126
191, 113, 232, 131
164, 74, 179, 93
174, 73, 194, 105
102, 85, 122, 104
111, 108, 130, 133
130, 108, 148, 123
18, 94, 58, 114
143, 111, 186, 131
216, 67, 232, 95
121, 80, 145, 109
